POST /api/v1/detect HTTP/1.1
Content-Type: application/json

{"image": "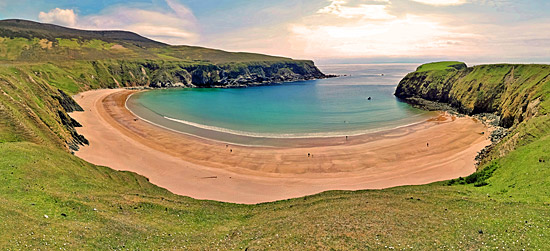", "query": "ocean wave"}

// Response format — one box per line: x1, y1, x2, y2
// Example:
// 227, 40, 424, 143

162, 116, 427, 139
